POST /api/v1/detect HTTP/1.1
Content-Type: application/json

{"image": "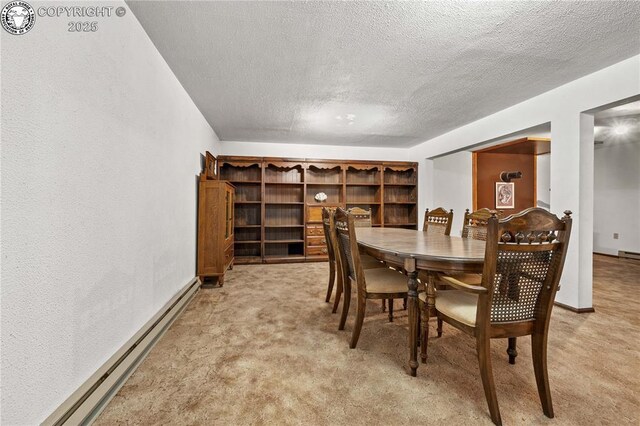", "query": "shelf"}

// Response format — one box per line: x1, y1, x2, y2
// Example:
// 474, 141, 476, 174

264, 255, 306, 263
383, 202, 416, 205
264, 224, 305, 228
265, 239, 304, 243
235, 240, 261, 244
234, 256, 263, 264
346, 201, 381, 205
265, 202, 304, 205
235, 201, 262, 204
234, 224, 262, 228
229, 180, 262, 184
383, 183, 417, 187
265, 182, 304, 185
306, 182, 343, 186
346, 183, 379, 186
